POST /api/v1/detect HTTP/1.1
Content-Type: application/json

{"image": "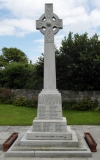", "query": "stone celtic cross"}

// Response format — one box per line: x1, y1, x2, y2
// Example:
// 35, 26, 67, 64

36, 4, 62, 91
